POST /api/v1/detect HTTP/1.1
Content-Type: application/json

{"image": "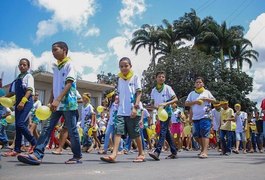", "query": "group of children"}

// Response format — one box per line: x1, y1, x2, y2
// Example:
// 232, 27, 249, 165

0, 41, 264, 166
